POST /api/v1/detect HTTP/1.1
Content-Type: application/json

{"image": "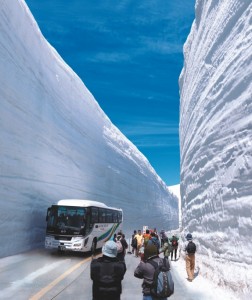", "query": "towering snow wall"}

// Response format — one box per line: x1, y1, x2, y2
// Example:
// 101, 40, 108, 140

180, 0, 252, 294
0, 0, 178, 258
